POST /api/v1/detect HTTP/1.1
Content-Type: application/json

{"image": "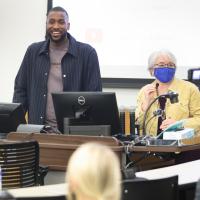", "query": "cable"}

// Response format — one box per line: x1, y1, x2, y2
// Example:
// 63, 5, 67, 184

145, 109, 166, 134
142, 96, 160, 135
144, 114, 156, 133
125, 151, 151, 169
142, 91, 179, 136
